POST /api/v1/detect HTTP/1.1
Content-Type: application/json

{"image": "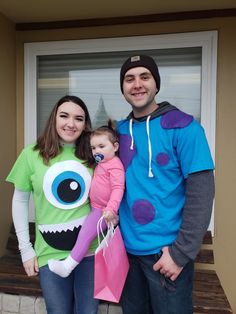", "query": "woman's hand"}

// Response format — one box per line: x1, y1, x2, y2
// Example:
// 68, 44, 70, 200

23, 256, 39, 276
